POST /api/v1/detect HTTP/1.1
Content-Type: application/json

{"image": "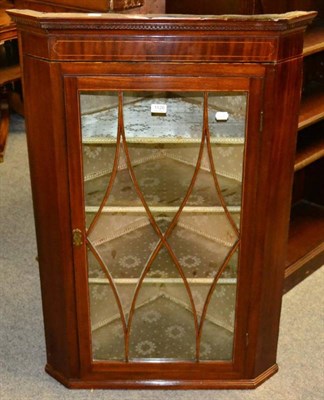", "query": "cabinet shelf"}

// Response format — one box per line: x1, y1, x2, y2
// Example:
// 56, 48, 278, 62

298, 89, 324, 130
88, 211, 237, 280
303, 26, 324, 57
83, 136, 245, 145
84, 155, 242, 210
294, 129, 324, 171
89, 277, 236, 284
81, 93, 246, 144
85, 205, 241, 213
